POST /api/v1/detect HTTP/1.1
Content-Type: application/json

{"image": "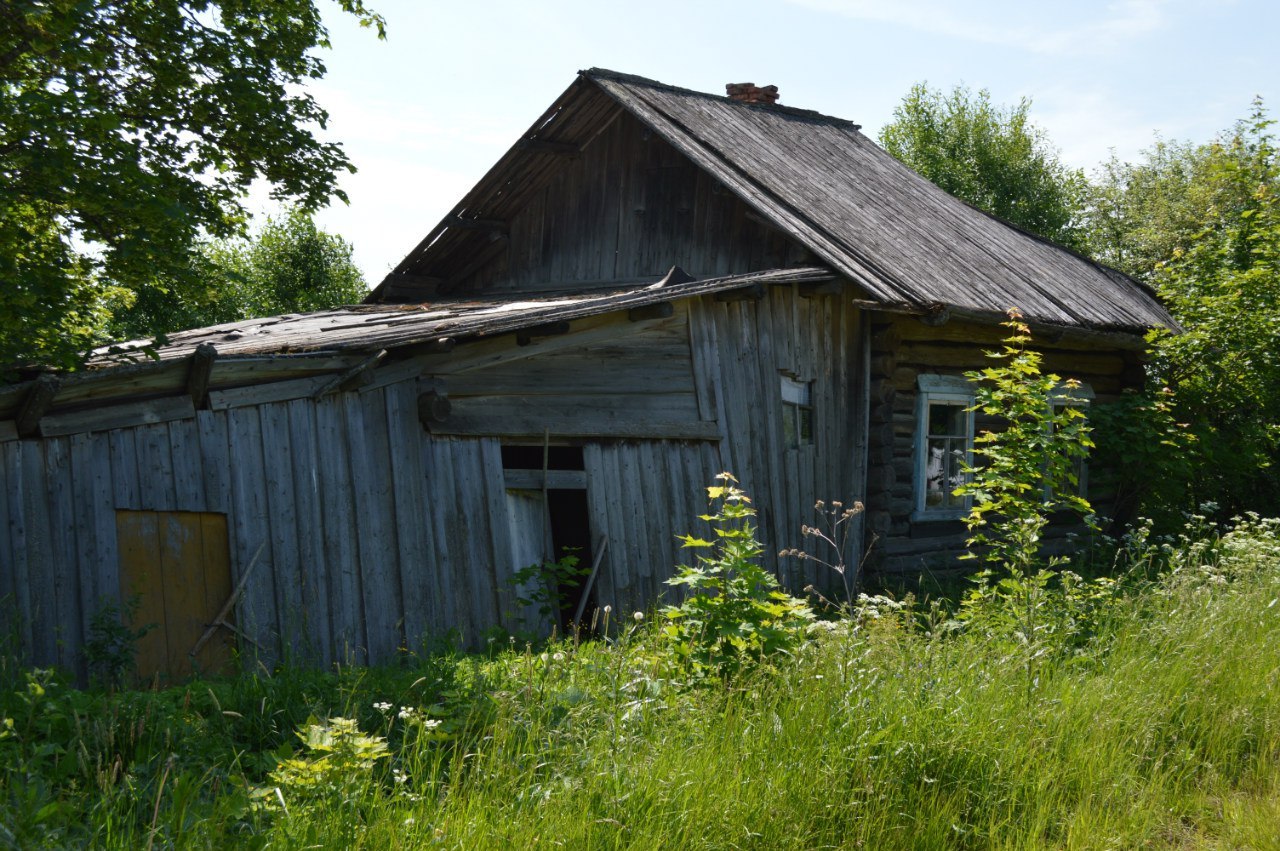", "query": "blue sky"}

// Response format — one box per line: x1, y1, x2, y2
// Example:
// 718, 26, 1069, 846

273, 0, 1280, 285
